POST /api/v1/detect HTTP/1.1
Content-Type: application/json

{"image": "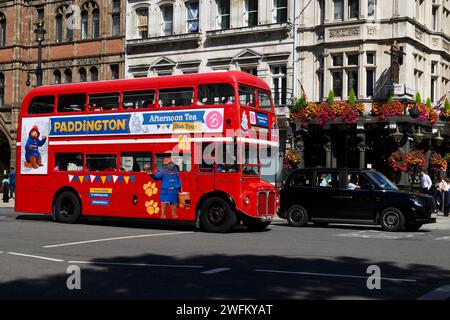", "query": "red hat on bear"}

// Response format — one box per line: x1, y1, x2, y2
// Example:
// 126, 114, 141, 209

29, 125, 40, 137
